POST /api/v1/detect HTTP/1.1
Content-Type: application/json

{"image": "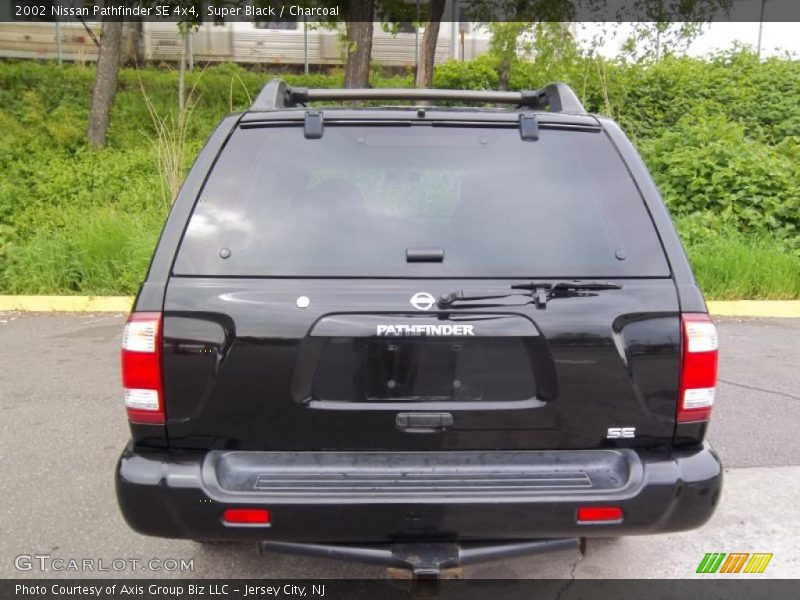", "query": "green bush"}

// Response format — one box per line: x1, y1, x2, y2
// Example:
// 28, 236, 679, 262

612, 51, 800, 145
0, 52, 798, 297
434, 55, 500, 90
640, 113, 800, 246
